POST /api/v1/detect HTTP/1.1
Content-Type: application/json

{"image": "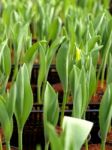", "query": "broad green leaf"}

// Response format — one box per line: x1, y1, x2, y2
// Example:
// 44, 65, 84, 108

15, 64, 33, 130
22, 64, 33, 128
63, 0, 75, 15
63, 116, 93, 150
36, 1, 45, 39
107, 67, 112, 85
72, 84, 82, 118
91, 45, 103, 66
24, 41, 46, 63
87, 36, 100, 52
11, 22, 22, 50
0, 40, 11, 94
70, 65, 80, 98
88, 21, 95, 36
2, 45, 11, 76
70, 65, 82, 118
0, 96, 13, 142
47, 122, 63, 150
88, 61, 96, 99
0, 40, 11, 76
107, 55, 112, 84
56, 40, 68, 93
70, 66, 83, 117
80, 68, 88, 116
44, 82, 59, 126
2, 5, 13, 26
24, 40, 46, 77
38, 44, 46, 87
24, 42, 38, 63
6, 83, 16, 119
46, 36, 65, 77
48, 17, 62, 41
70, 65, 89, 118
99, 83, 112, 142
15, 64, 24, 128
16, 23, 29, 63
67, 22, 75, 73
100, 30, 112, 84
101, 29, 112, 59
94, 12, 105, 34
47, 117, 93, 150
11, 10, 20, 23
